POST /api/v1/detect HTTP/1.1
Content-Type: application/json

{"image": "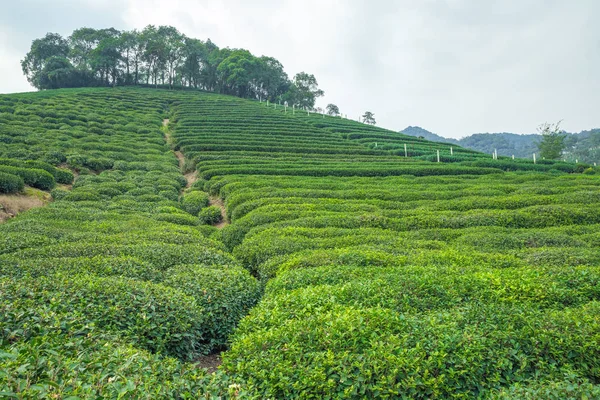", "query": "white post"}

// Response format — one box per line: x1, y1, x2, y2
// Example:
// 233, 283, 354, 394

450, 147, 453, 155
307, 108, 310, 116
533, 153, 536, 164
594, 162, 597, 167
293, 105, 295, 115
404, 143, 408, 158
576, 159, 578, 163
512, 155, 515, 160
375, 142, 377, 148
437, 149, 440, 163
267, 100, 269, 107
